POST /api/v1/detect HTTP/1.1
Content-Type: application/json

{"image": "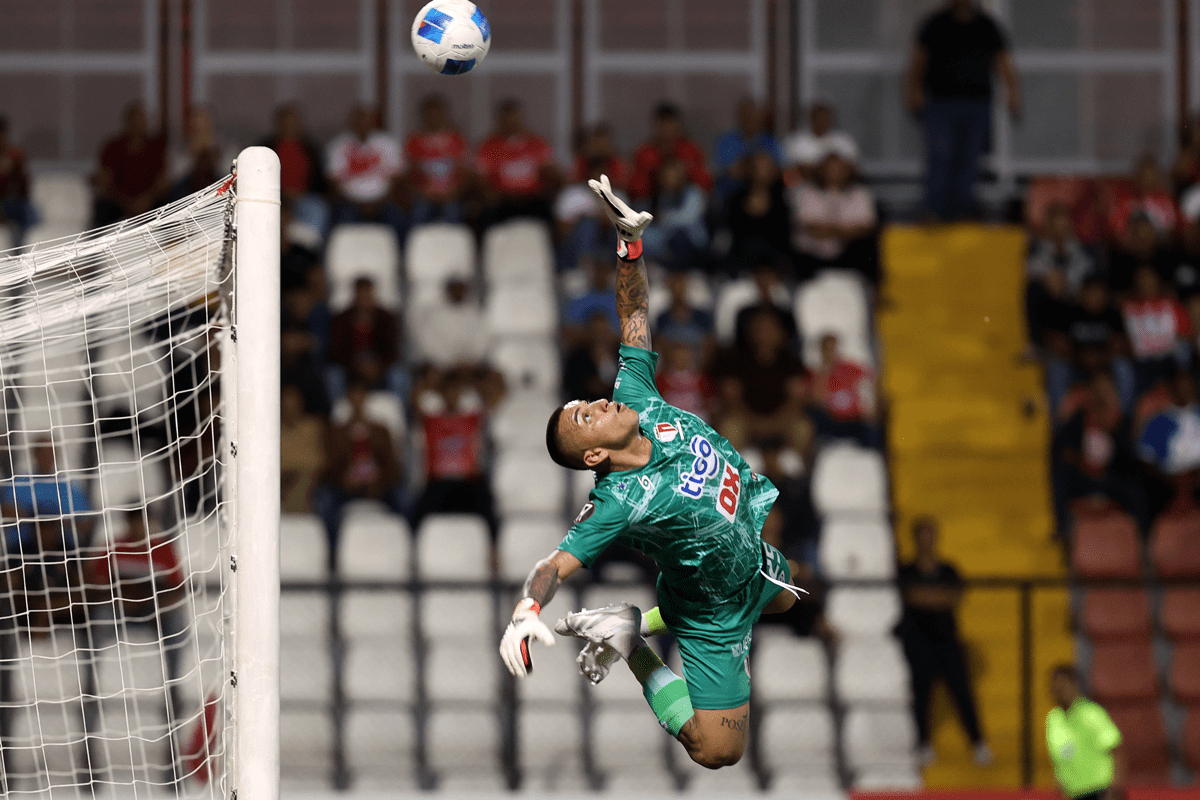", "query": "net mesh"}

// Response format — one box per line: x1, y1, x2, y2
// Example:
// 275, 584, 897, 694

0, 177, 237, 798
